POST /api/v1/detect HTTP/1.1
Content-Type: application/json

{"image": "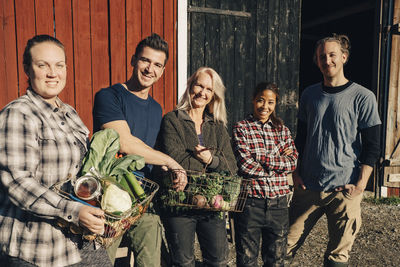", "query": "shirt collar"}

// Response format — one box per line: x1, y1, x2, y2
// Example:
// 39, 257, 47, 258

27, 88, 63, 118
248, 114, 274, 127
